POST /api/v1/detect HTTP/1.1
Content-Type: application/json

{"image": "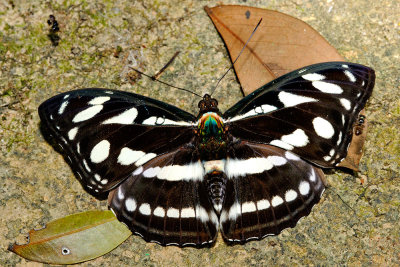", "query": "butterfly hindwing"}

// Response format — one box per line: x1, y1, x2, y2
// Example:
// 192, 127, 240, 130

109, 147, 218, 247
38, 89, 196, 194
220, 141, 325, 243
224, 62, 375, 168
